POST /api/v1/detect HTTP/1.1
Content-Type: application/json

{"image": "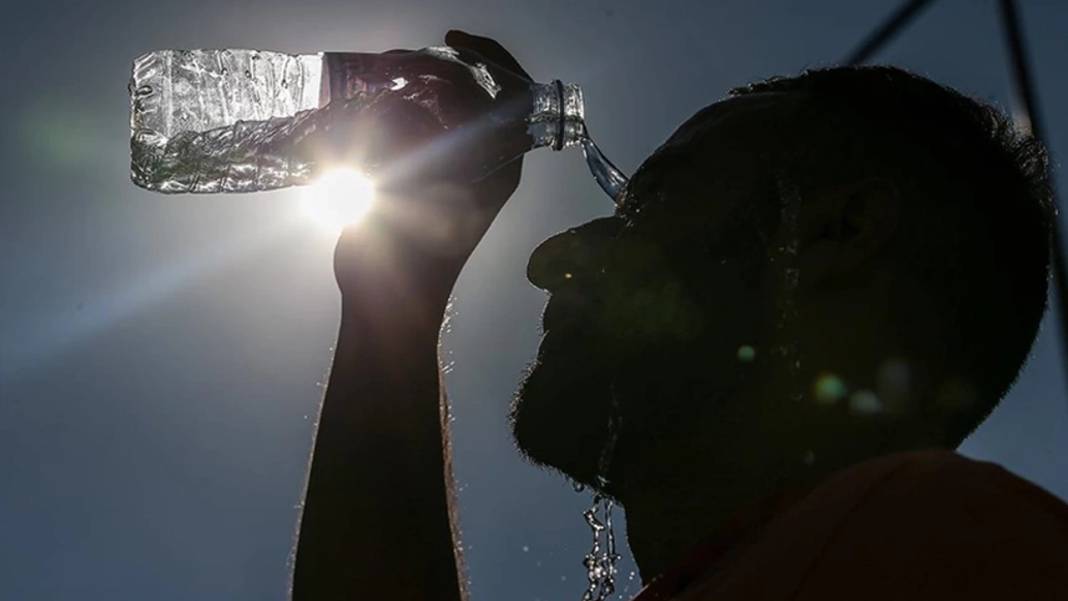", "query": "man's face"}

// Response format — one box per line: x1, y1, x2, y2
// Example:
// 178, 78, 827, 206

511, 93, 793, 493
